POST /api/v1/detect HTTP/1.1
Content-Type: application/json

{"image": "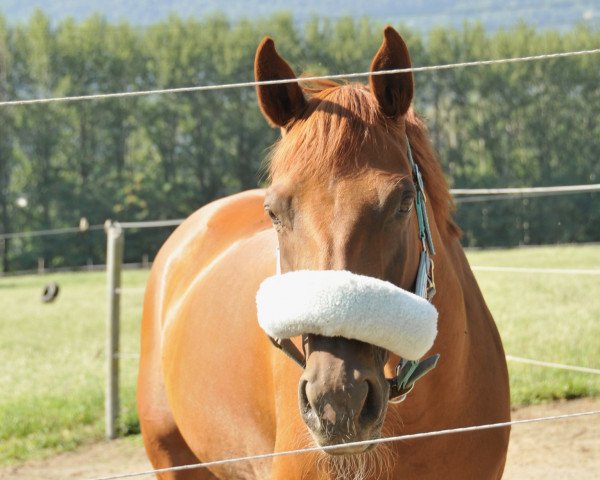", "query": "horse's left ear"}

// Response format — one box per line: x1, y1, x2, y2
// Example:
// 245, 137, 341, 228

369, 26, 414, 118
